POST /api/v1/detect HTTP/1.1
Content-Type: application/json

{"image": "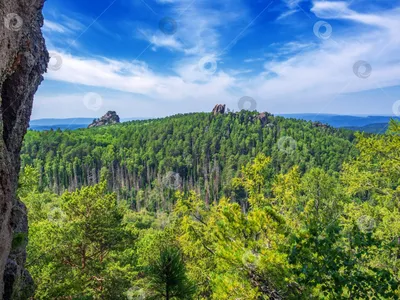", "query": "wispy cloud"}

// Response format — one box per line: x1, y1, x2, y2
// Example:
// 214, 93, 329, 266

43, 20, 70, 33
244, 58, 265, 63
311, 0, 398, 29
45, 51, 236, 102
278, 0, 306, 20
138, 29, 185, 52
285, 0, 306, 9
138, 0, 248, 58
38, 0, 400, 117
